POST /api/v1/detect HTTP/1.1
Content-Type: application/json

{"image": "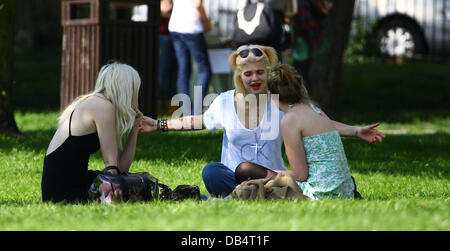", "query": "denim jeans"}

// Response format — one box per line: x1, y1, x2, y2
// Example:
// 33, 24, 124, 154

158, 35, 178, 103
170, 32, 212, 113
202, 162, 238, 197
